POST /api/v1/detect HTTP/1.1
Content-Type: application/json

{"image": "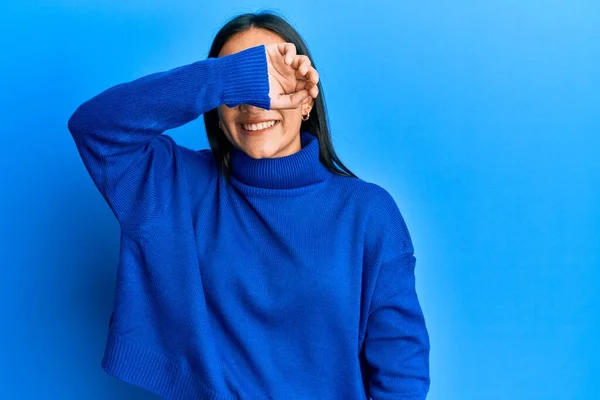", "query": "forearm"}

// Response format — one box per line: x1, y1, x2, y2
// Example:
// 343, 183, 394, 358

66, 44, 270, 231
